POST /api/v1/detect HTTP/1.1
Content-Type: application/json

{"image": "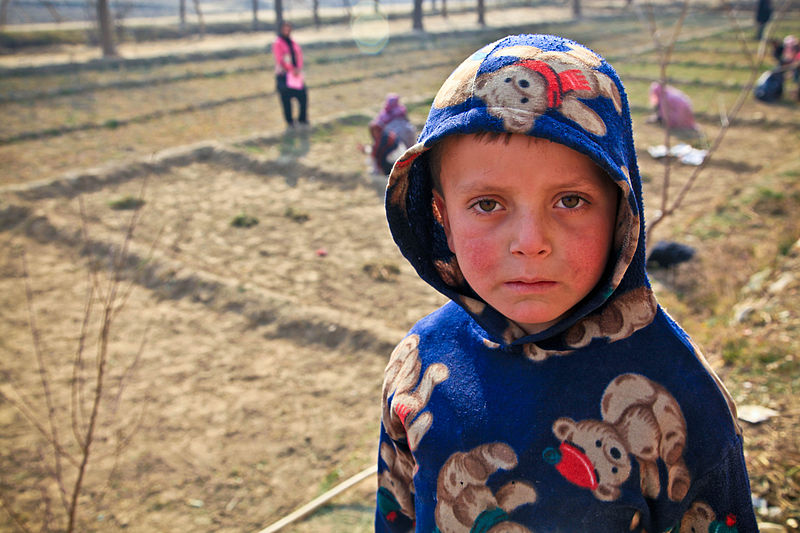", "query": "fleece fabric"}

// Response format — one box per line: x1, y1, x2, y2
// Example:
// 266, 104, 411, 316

377, 34, 758, 533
